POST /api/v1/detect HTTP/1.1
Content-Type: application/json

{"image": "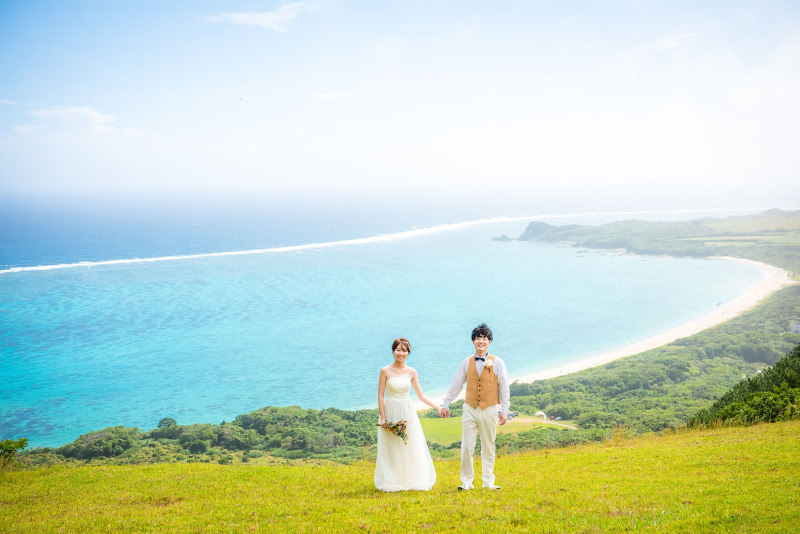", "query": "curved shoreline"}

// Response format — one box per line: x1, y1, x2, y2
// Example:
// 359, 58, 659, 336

418, 257, 796, 409
511, 257, 796, 384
